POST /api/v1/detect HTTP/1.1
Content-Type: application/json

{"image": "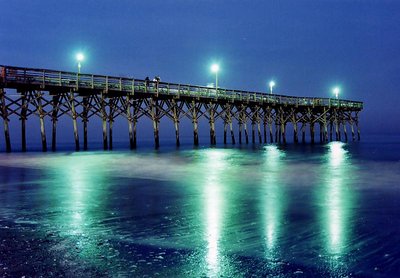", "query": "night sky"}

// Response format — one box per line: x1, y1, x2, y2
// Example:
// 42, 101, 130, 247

1, 0, 399, 135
